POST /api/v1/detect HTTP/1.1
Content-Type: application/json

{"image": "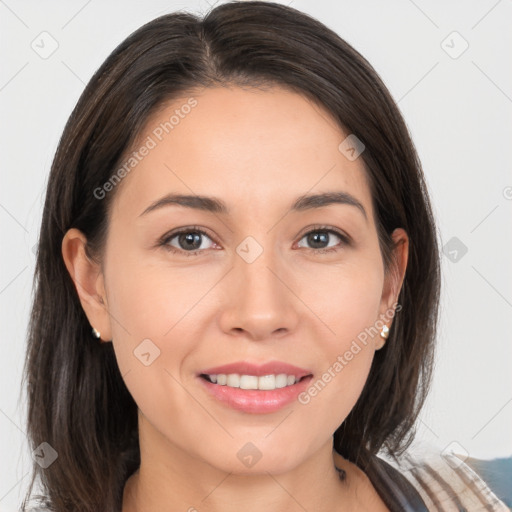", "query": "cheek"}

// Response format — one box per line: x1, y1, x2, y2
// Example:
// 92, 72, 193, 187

104, 246, 216, 420
292, 259, 383, 426
296, 254, 384, 345
104, 244, 209, 341
296, 323, 377, 445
